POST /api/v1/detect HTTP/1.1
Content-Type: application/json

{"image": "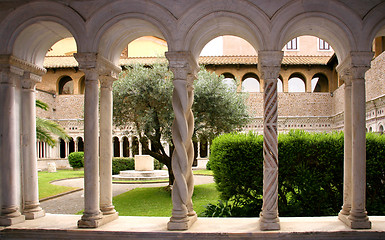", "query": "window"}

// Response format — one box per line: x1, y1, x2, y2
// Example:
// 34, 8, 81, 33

319, 38, 330, 50
286, 38, 298, 50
